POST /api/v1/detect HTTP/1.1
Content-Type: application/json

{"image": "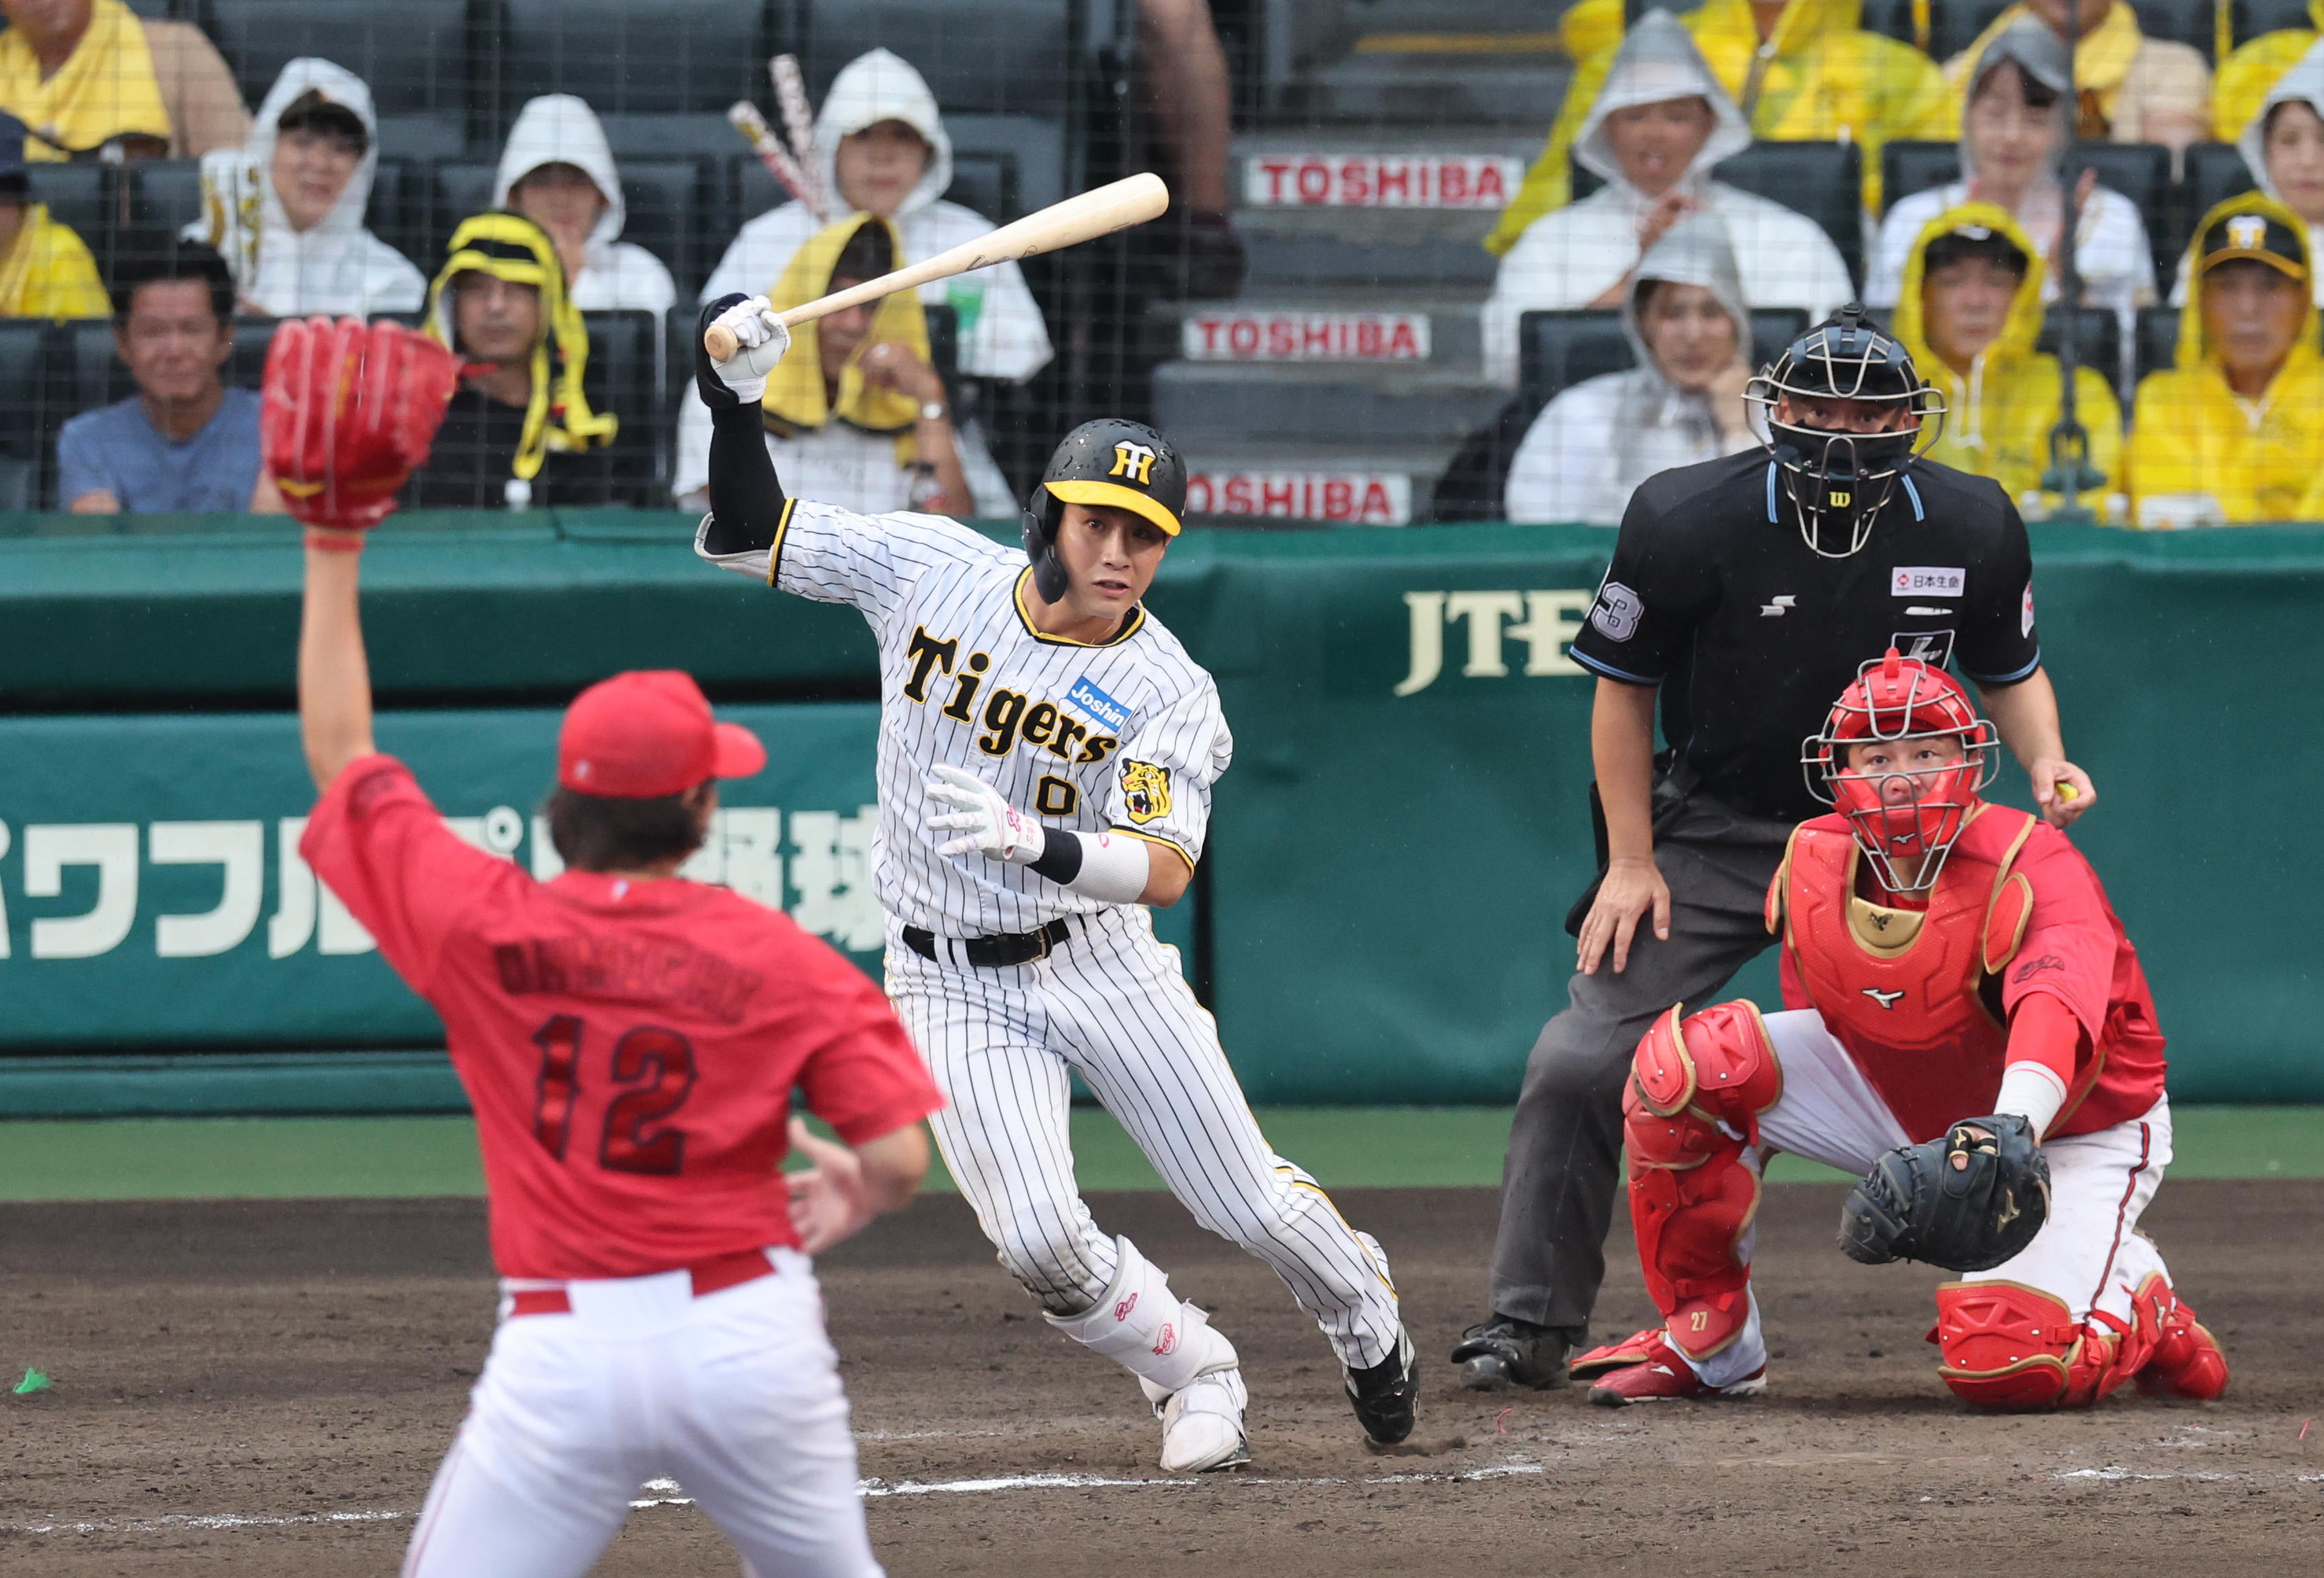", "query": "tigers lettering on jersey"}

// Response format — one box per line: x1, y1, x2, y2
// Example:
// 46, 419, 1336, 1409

904, 623, 1120, 765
